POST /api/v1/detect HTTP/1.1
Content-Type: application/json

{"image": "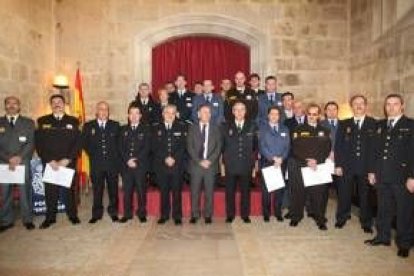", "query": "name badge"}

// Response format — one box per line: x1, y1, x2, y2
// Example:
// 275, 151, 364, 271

229, 129, 233, 136
213, 102, 219, 107
66, 124, 73, 130
281, 132, 286, 137
186, 103, 192, 107
186, 97, 192, 101
277, 101, 282, 106
346, 127, 351, 134
246, 95, 252, 100
173, 132, 181, 136
91, 128, 96, 135
318, 131, 324, 137
42, 124, 51, 129
157, 130, 162, 136
19, 136, 27, 142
